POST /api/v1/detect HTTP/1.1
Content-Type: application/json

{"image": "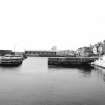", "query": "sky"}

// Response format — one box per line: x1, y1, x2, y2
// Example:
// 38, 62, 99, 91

0, 0, 105, 51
